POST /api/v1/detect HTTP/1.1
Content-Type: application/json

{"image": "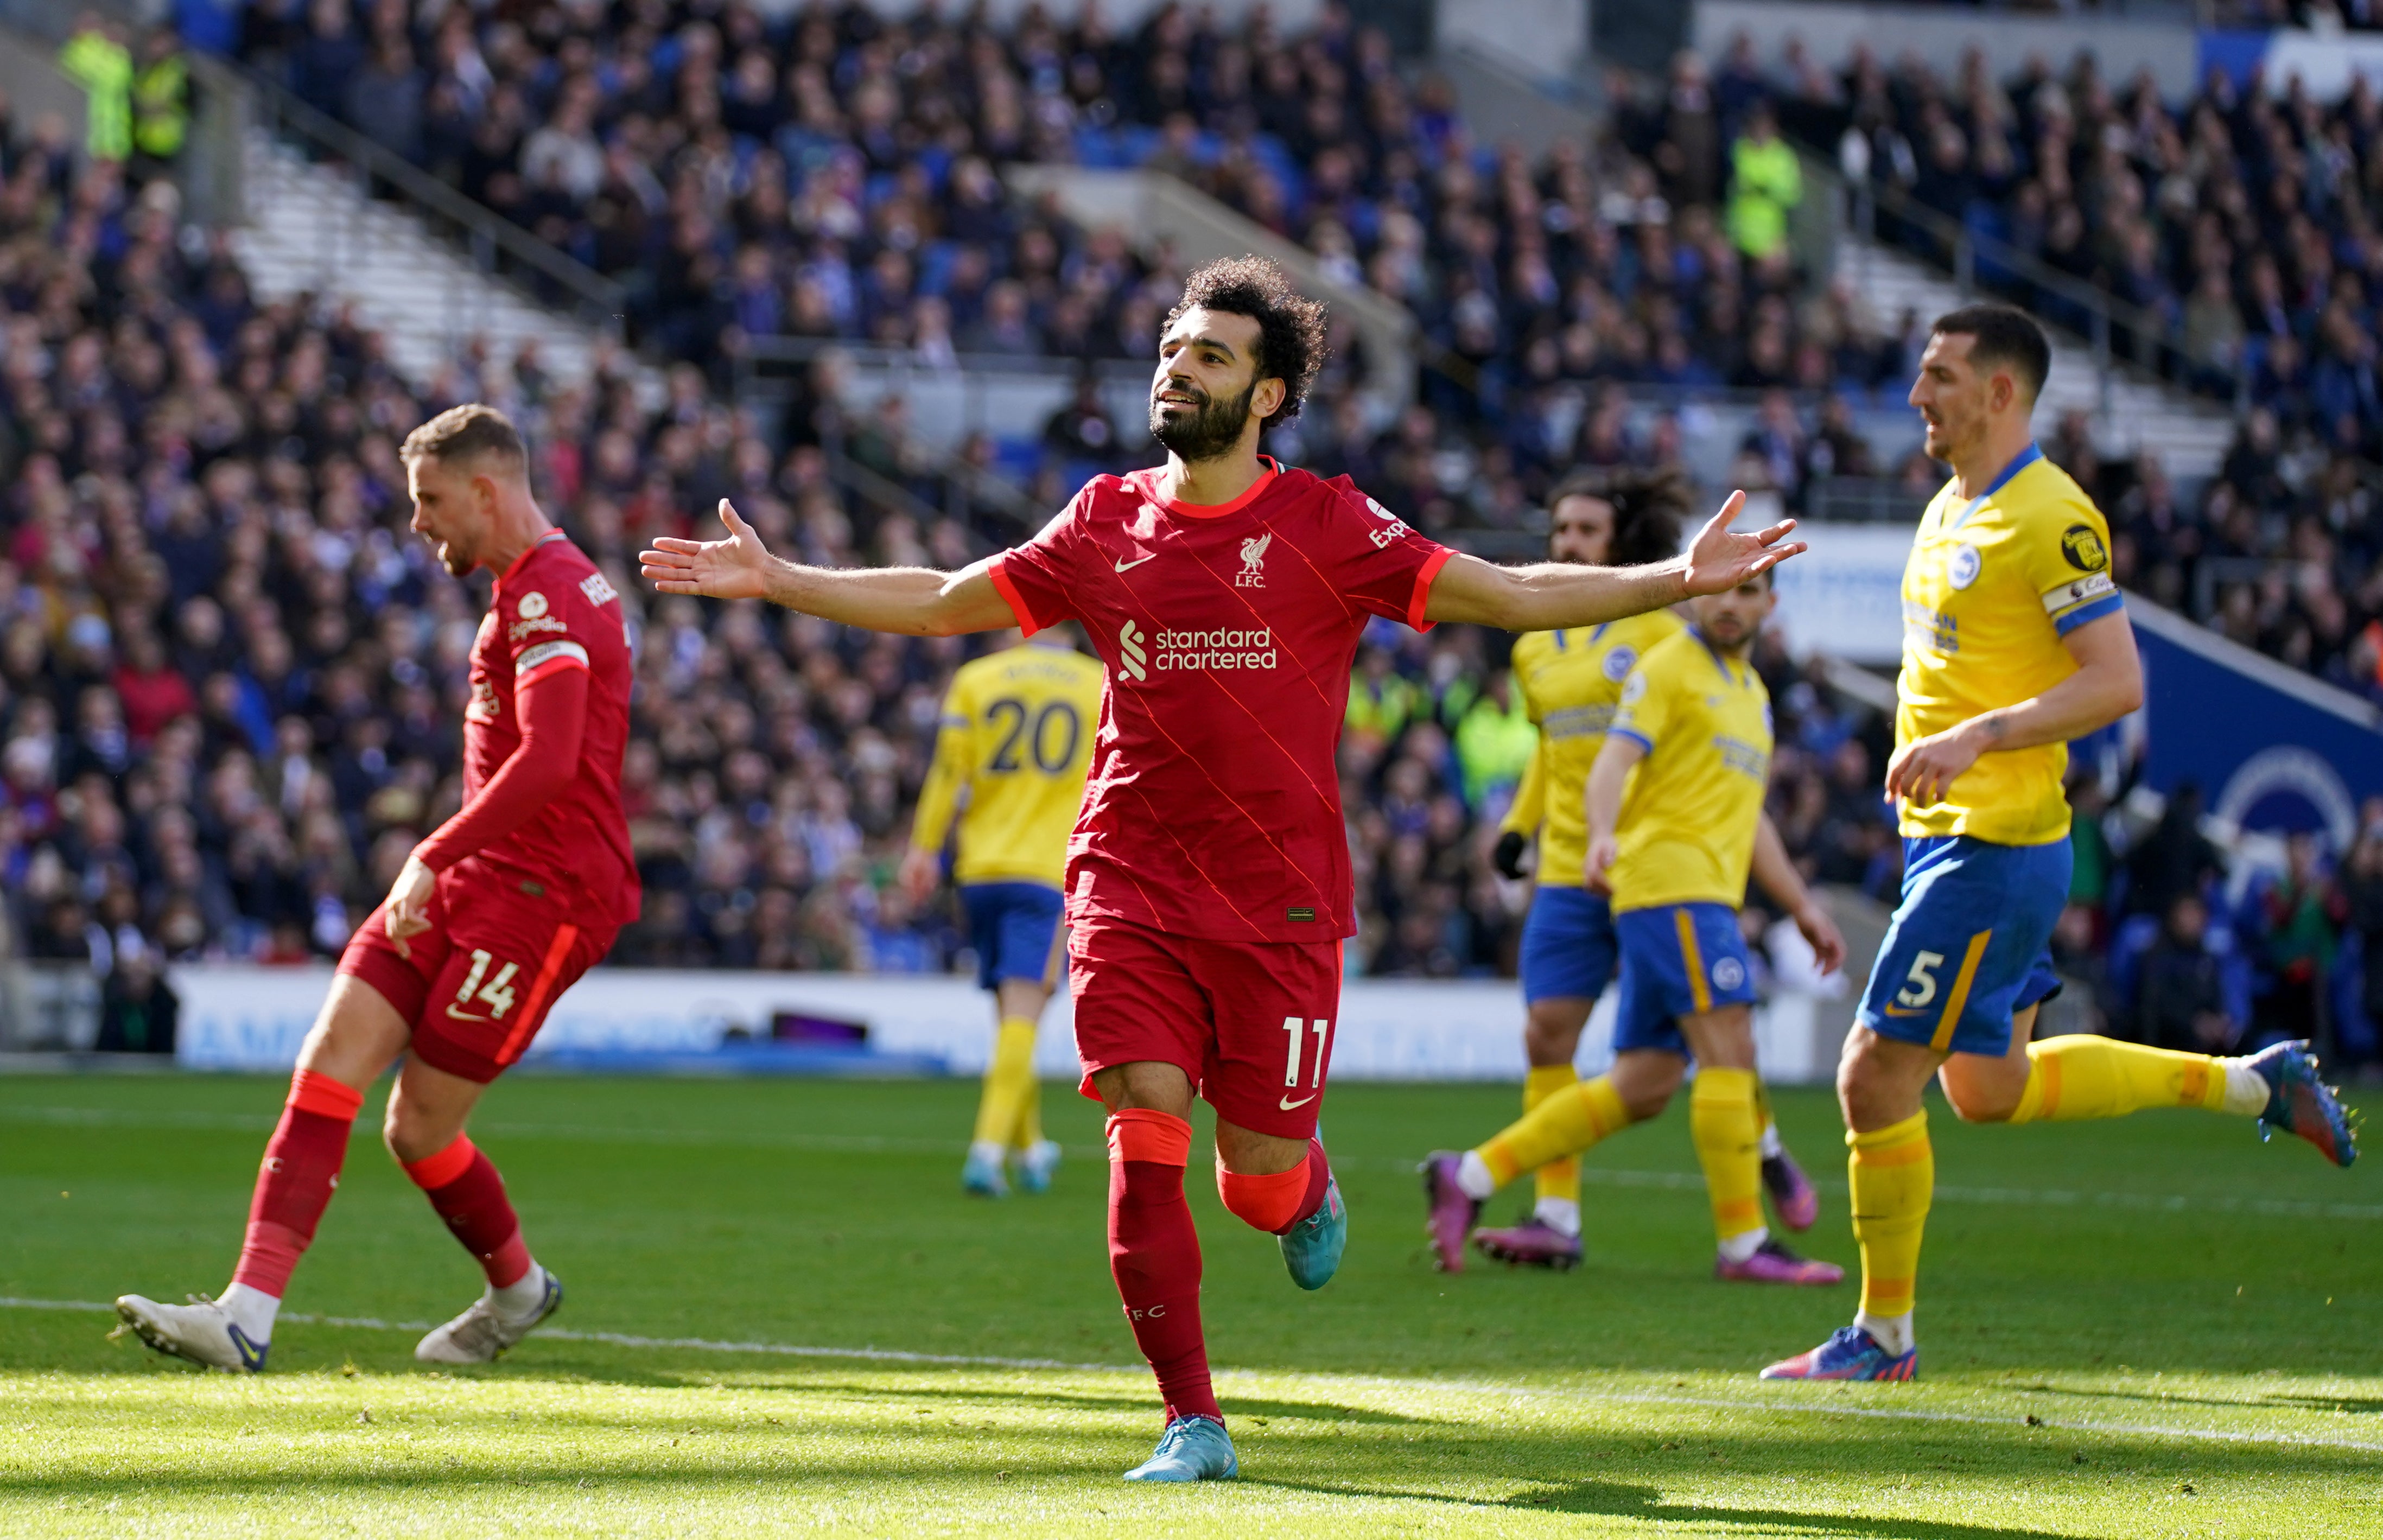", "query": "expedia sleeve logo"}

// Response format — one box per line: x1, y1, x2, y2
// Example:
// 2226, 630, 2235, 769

517, 591, 549, 619
2060, 524, 2108, 572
